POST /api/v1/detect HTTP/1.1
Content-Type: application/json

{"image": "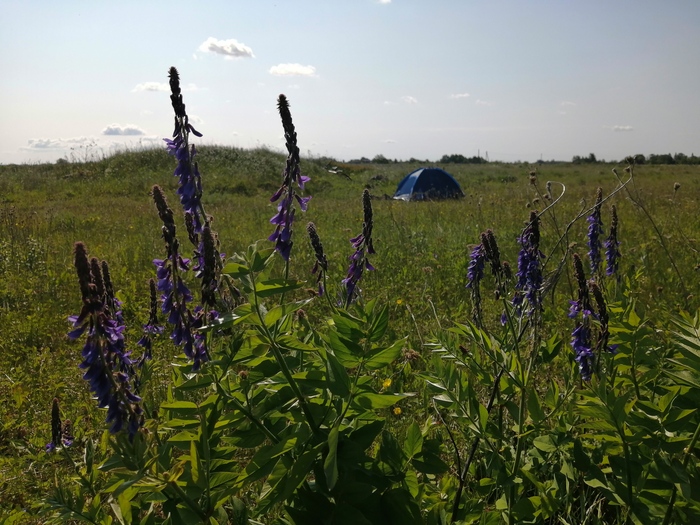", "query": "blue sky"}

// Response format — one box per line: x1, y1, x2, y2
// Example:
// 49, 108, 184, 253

2, 0, 699, 164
